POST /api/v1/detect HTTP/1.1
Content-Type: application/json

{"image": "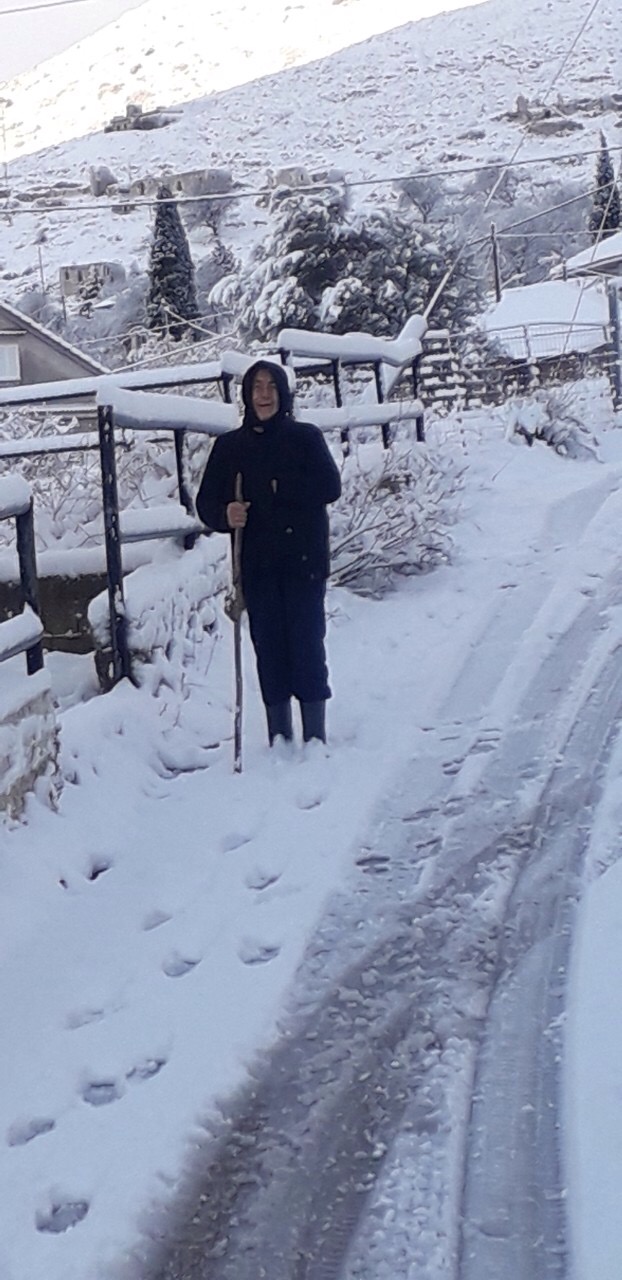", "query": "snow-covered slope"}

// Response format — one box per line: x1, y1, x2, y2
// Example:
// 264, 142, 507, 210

0, 0, 618, 326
